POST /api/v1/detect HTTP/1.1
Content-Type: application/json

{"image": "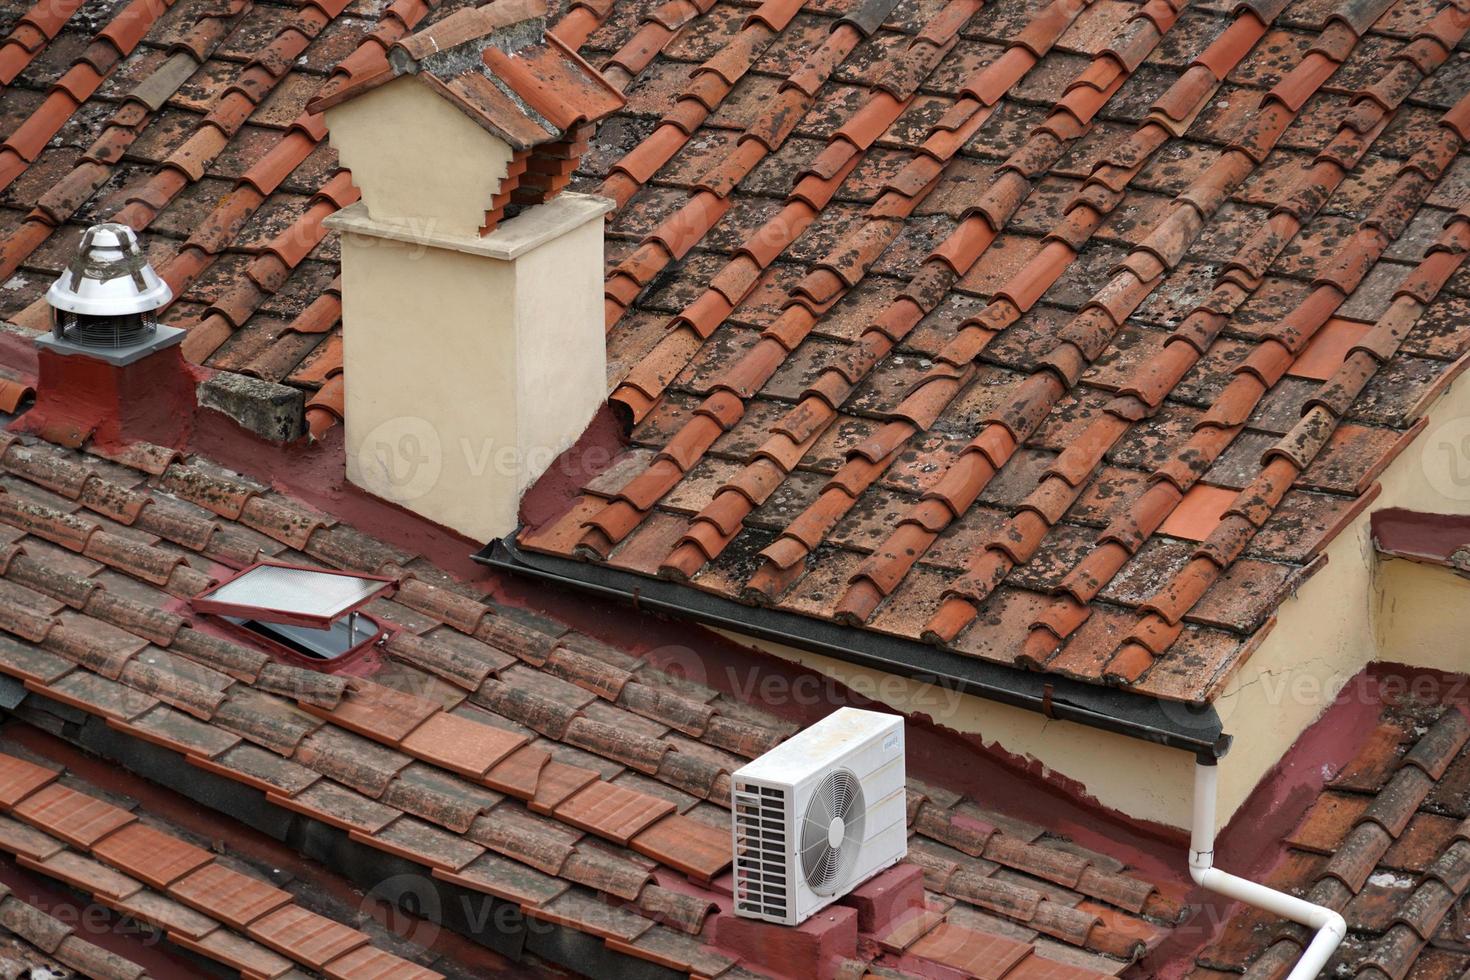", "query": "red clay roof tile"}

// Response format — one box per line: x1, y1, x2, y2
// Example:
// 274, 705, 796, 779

0, 813, 65, 862
531, 0, 1470, 708
18, 849, 142, 902
0, 752, 58, 807
399, 709, 528, 778
103, 887, 218, 942
351, 814, 485, 872
169, 862, 292, 930
90, 821, 213, 889
6, 5, 1470, 971
554, 778, 676, 844
432, 850, 568, 906
628, 812, 731, 881
1202, 696, 1470, 978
